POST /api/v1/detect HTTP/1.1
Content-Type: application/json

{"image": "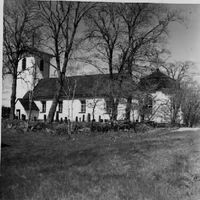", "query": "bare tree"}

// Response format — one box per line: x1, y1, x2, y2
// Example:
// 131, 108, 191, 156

27, 60, 41, 126
84, 3, 124, 120
61, 77, 77, 134
86, 78, 103, 121
3, 0, 41, 120
161, 61, 191, 82
38, 1, 94, 123
116, 3, 183, 120
181, 81, 200, 127
161, 61, 193, 124
84, 3, 182, 121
